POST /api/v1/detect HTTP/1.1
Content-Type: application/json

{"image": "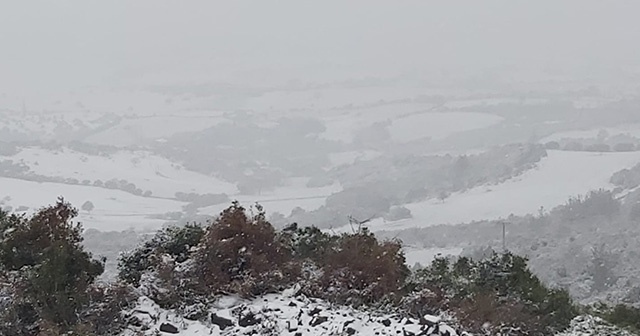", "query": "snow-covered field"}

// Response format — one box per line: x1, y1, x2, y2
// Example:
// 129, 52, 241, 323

0, 177, 185, 231
3, 146, 238, 198
84, 114, 230, 147
320, 108, 503, 144
388, 112, 503, 143
541, 123, 640, 143
351, 150, 640, 232
199, 178, 342, 217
